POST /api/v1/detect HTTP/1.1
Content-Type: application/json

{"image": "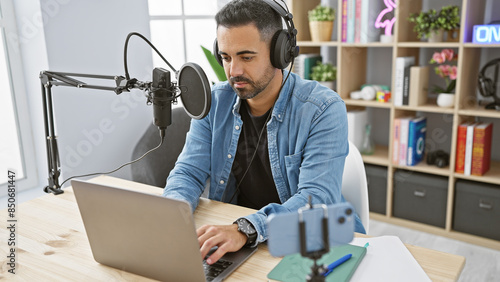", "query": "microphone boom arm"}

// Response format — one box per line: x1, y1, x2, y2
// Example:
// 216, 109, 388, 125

39, 70, 154, 195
